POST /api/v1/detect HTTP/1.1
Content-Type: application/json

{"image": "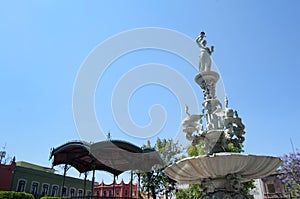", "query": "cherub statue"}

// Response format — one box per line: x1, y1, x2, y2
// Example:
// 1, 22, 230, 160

196, 32, 214, 72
